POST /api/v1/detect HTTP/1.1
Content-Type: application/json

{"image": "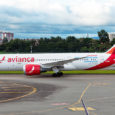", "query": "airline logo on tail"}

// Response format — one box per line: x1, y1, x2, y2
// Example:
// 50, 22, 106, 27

106, 45, 115, 54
